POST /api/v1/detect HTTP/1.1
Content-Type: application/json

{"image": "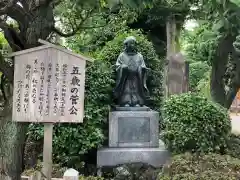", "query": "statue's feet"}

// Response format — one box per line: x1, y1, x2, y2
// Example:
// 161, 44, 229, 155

124, 104, 130, 107
135, 104, 140, 107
